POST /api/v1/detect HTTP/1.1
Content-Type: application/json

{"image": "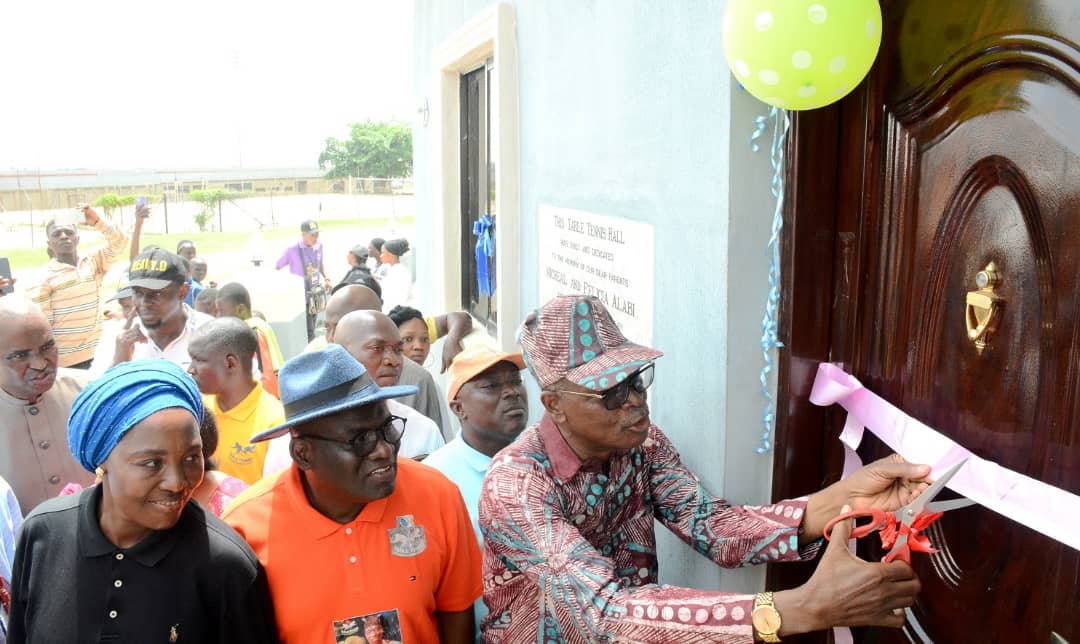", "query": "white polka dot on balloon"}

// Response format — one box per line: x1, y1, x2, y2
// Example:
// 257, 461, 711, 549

754, 11, 774, 31
722, 0, 881, 110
